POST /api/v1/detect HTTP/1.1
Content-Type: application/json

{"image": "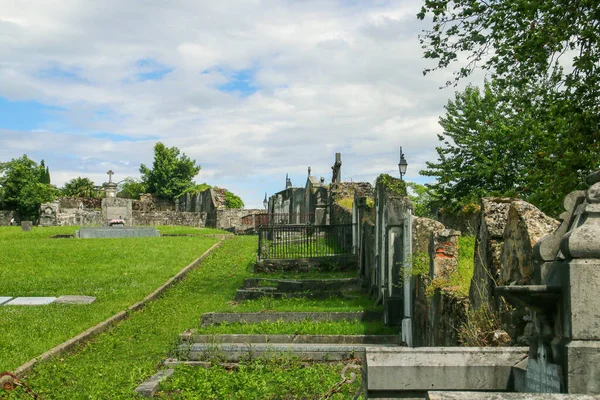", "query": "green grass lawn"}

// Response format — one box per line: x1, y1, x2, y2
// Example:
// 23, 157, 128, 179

0, 226, 221, 371
1, 234, 384, 399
